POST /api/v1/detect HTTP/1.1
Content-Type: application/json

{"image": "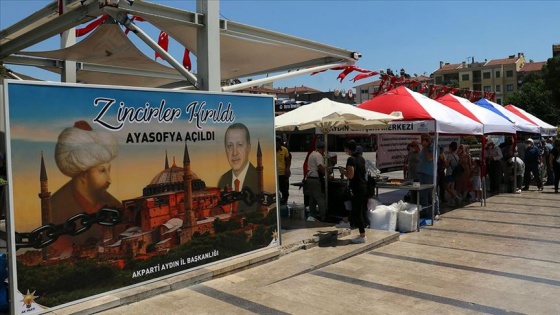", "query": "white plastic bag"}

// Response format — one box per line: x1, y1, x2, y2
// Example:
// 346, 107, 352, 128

369, 204, 397, 231
397, 203, 419, 232
367, 198, 380, 211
